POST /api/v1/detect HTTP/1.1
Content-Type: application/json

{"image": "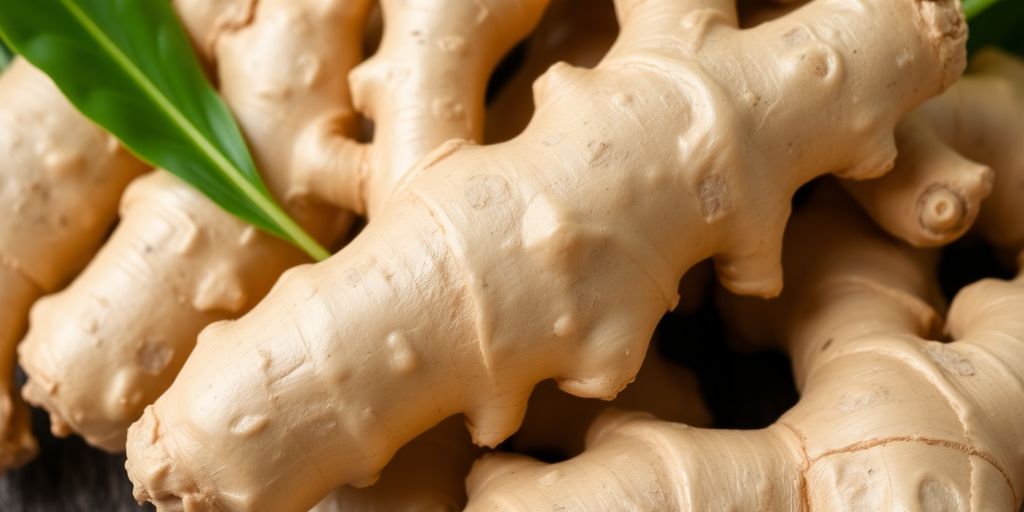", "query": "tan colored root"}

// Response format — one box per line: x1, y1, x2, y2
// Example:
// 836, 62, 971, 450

842, 111, 993, 247
308, 345, 709, 512
19, 172, 311, 450
485, 0, 618, 144
838, 52, 1024, 247
0, 60, 147, 292
126, 1, 966, 510
295, 0, 548, 216
309, 417, 479, 512
960, 50, 1024, 252
0, 59, 148, 469
465, 188, 1024, 510
840, 49, 1024, 249
310, 344, 710, 512
0, 264, 40, 470
18, 0, 368, 451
